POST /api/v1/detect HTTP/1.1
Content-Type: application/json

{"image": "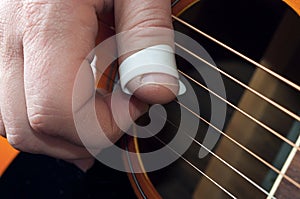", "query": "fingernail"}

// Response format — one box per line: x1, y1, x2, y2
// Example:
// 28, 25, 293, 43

141, 73, 179, 95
